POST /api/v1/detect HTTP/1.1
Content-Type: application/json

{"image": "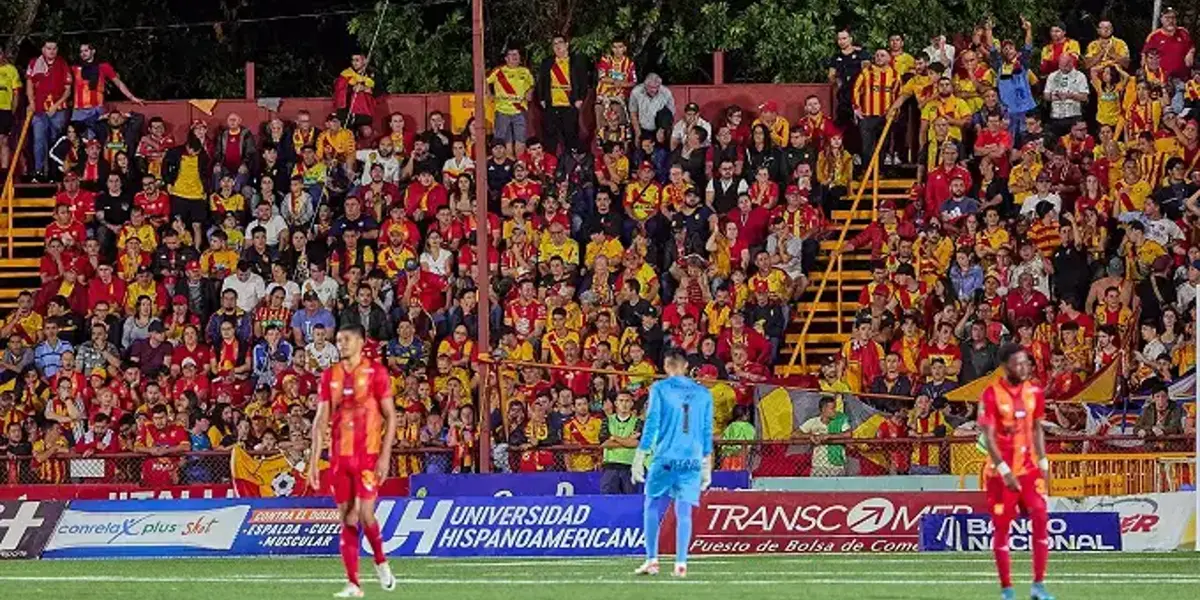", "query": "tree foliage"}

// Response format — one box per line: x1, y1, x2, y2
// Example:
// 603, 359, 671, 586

2, 0, 1194, 98
349, 4, 472, 94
